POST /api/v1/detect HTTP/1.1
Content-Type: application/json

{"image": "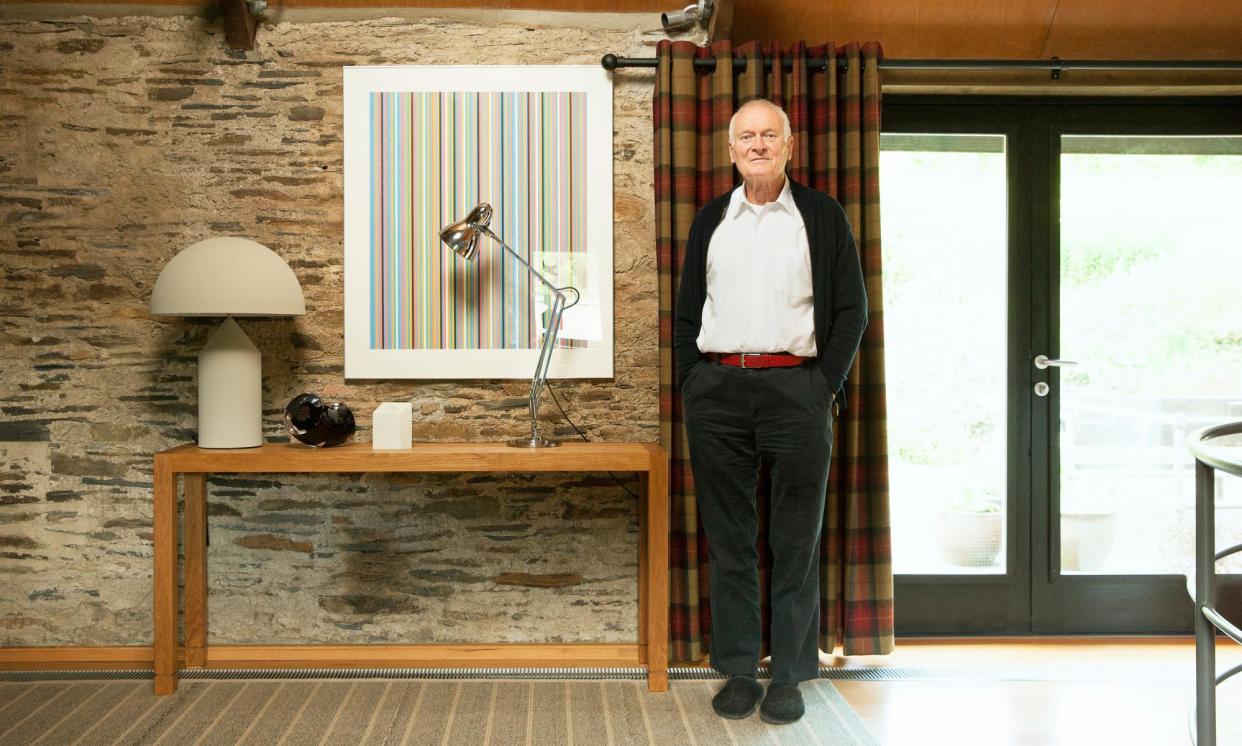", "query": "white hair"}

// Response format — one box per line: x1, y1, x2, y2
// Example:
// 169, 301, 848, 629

728, 99, 792, 143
